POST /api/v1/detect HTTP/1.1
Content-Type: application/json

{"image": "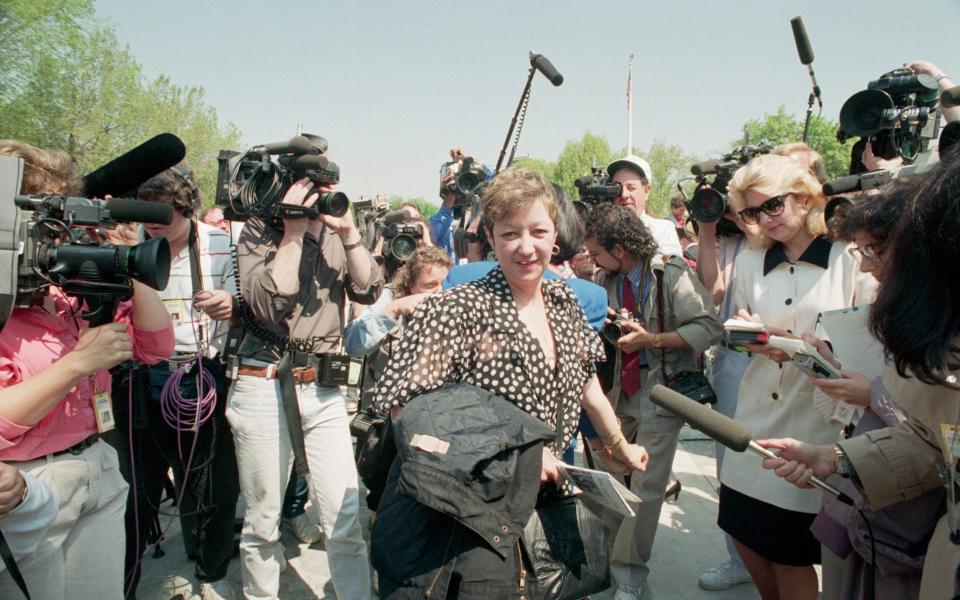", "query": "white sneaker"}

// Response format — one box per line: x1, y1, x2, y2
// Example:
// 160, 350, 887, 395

698, 559, 753, 590
614, 583, 652, 600
200, 580, 237, 600
285, 510, 323, 544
